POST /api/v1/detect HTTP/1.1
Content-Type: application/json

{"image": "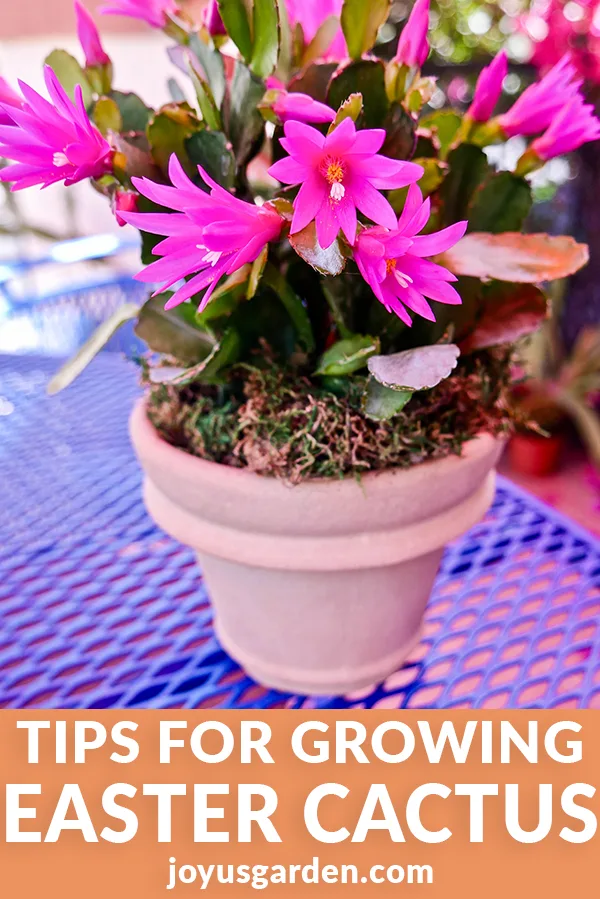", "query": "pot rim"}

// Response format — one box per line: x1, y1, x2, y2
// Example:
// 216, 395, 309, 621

130, 398, 504, 569
130, 396, 501, 491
